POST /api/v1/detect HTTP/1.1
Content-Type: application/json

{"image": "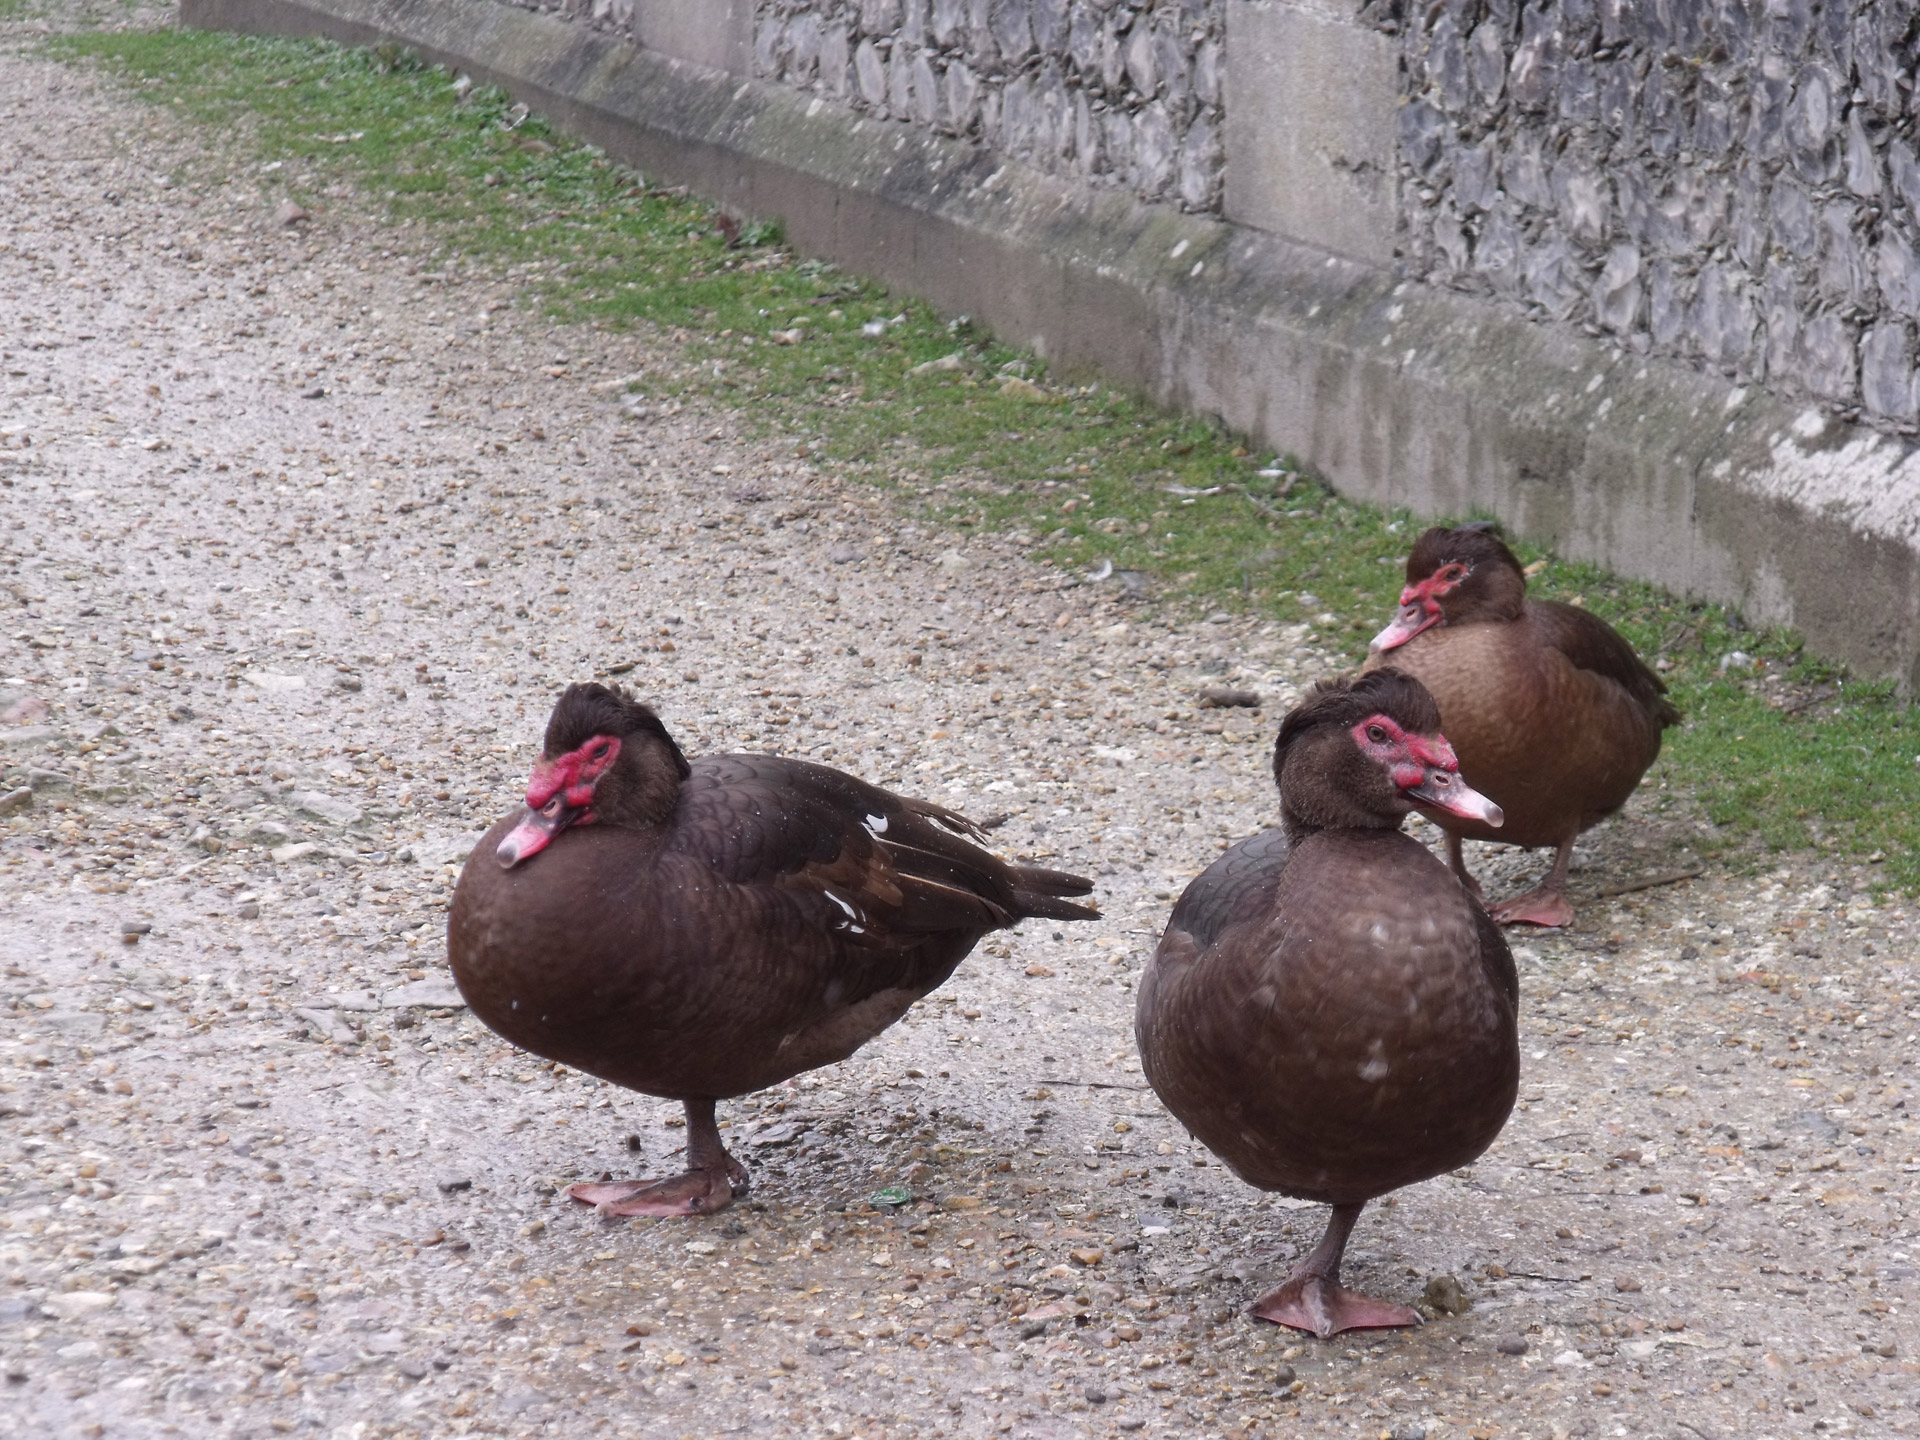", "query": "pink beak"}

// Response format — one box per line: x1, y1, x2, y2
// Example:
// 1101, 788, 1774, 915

1406, 767, 1503, 826
1370, 602, 1440, 653
496, 795, 584, 868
